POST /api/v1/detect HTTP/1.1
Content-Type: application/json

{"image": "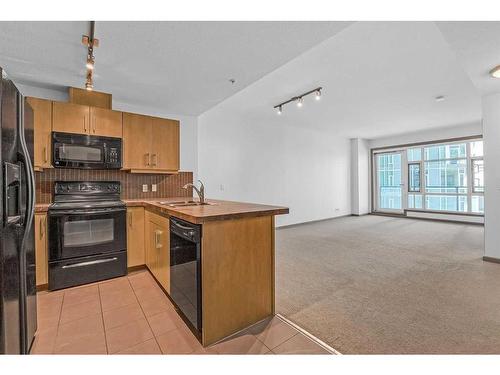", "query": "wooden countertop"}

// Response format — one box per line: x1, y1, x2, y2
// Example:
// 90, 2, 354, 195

34, 198, 289, 223
124, 197, 289, 224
